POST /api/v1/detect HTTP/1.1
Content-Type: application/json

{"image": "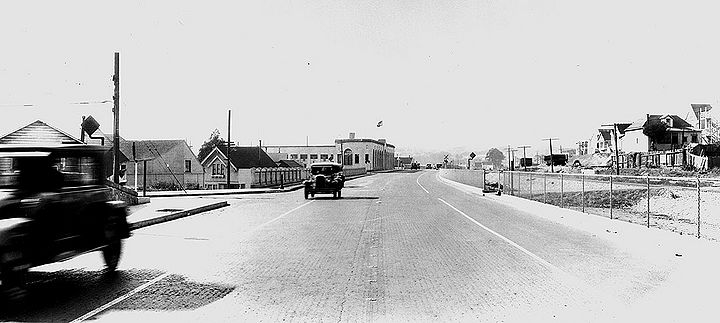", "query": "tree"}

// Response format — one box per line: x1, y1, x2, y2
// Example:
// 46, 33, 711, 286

643, 120, 669, 149
485, 148, 505, 169
197, 129, 226, 162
